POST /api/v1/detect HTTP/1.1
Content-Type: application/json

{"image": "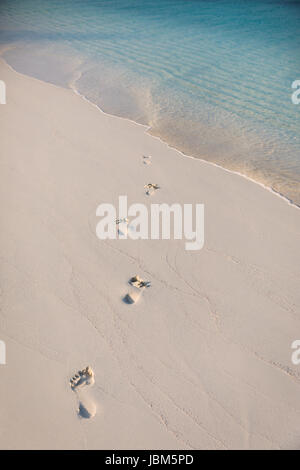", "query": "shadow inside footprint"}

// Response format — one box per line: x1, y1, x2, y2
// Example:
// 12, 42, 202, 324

78, 402, 93, 419
123, 293, 135, 304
